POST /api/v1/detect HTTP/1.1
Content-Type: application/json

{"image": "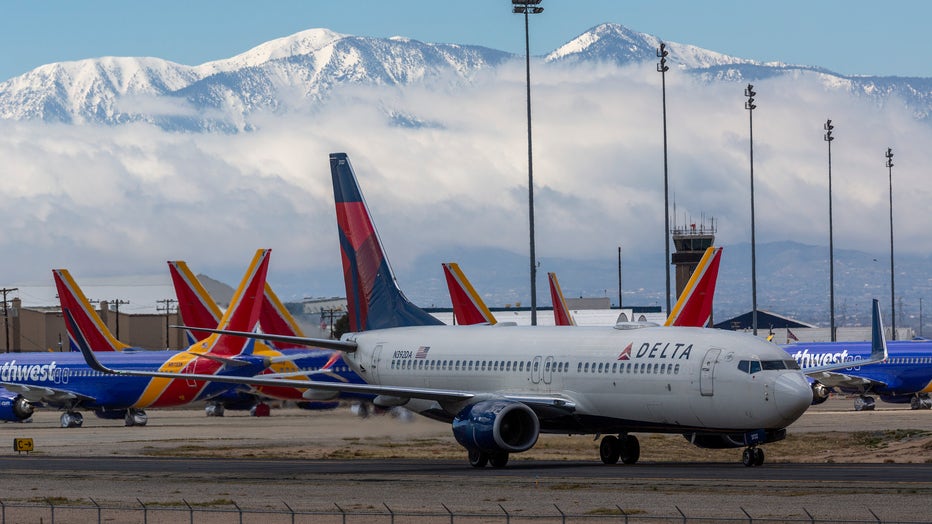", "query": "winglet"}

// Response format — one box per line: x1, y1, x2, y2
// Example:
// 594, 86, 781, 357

167, 260, 224, 345
870, 298, 888, 364
188, 249, 271, 357
330, 152, 443, 331
664, 246, 723, 327
443, 263, 496, 325
65, 309, 119, 374
548, 272, 576, 326
53, 269, 130, 351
